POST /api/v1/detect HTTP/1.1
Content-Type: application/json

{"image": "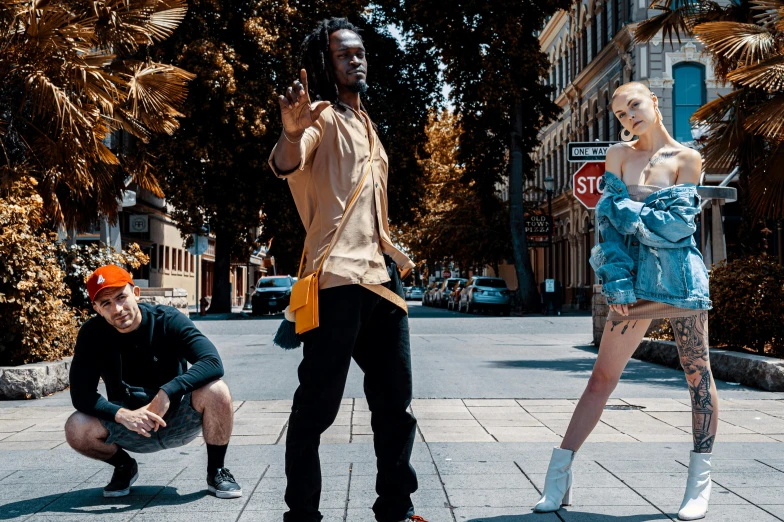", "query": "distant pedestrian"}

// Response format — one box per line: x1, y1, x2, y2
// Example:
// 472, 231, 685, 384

269, 17, 426, 522
64, 265, 242, 499
533, 82, 716, 521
